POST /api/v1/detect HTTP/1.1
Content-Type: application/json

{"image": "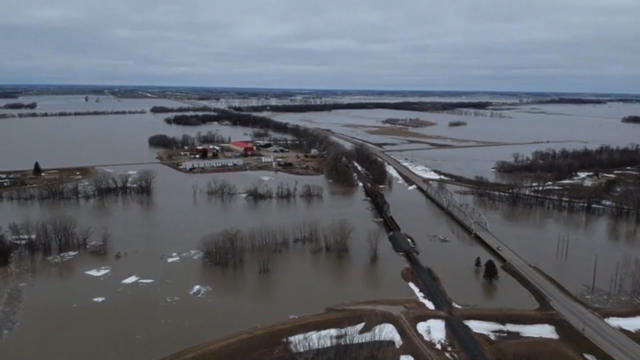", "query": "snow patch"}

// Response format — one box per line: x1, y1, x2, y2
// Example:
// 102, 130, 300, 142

605, 316, 640, 332
121, 275, 140, 284
416, 319, 446, 350
287, 322, 402, 353
408, 281, 435, 310
92, 297, 106, 303
583, 354, 597, 360
399, 356, 414, 360
352, 162, 365, 173
464, 320, 559, 340
260, 176, 272, 181
400, 160, 446, 180
85, 266, 111, 277
138, 279, 154, 284
385, 164, 405, 184
166, 256, 180, 263
407, 184, 417, 190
